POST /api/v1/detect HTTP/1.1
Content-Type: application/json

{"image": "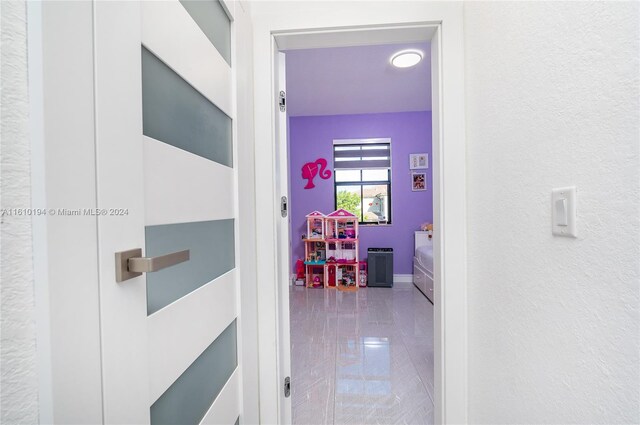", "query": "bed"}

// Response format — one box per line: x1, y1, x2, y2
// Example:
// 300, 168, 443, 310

413, 231, 434, 303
